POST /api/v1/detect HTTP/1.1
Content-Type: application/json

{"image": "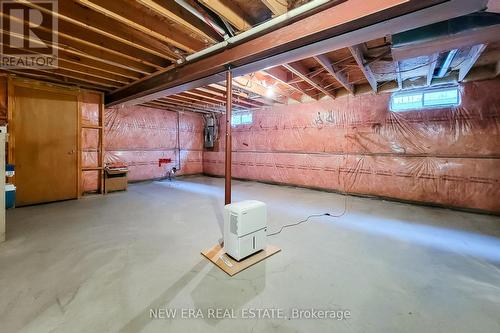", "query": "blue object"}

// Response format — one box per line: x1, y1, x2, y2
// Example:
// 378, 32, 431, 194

5, 184, 15, 209
6, 164, 14, 177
